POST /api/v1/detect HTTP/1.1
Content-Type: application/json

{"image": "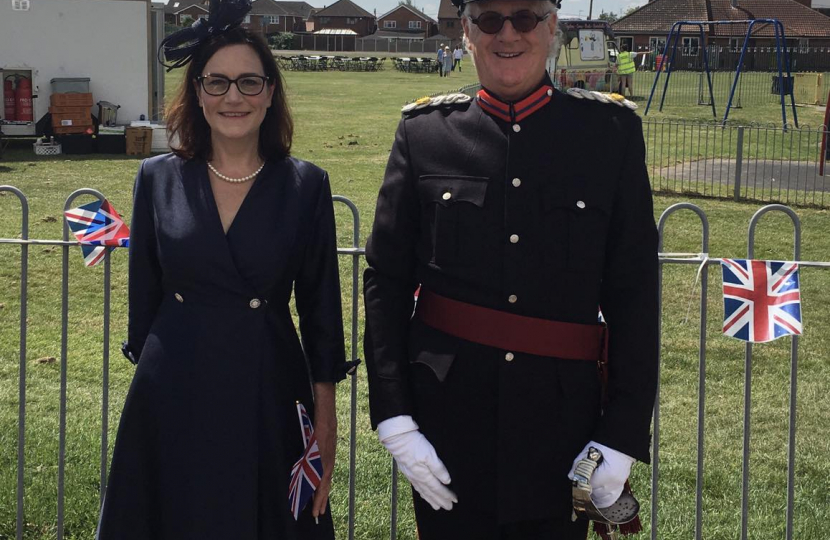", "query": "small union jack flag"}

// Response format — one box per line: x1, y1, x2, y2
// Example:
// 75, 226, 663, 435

288, 402, 323, 520
721, 259, 803, 343
64, 199, 130, 267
